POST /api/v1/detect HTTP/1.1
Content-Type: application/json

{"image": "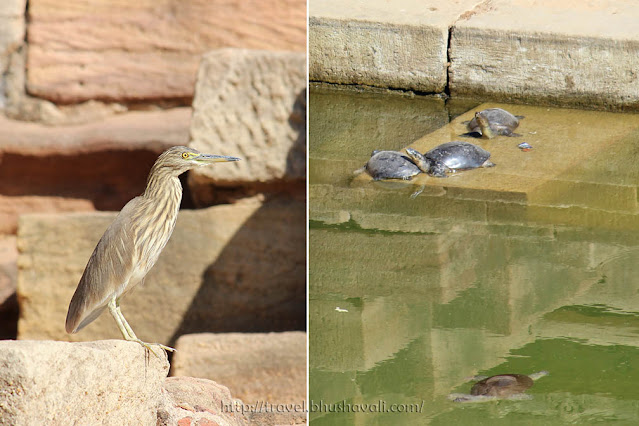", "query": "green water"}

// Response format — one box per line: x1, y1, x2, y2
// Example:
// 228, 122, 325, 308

309, 85, 639, 424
